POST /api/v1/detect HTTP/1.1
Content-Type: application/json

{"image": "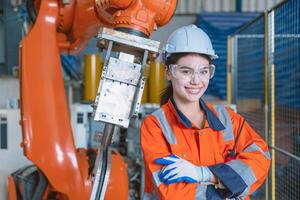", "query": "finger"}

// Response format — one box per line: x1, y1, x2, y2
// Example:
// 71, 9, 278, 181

166, 176, 197, 185
159, 166, 176, 182
165, 176, 185, 185
155, 157, 175, 165
163, 167, 179, 180
155, 157, 173, 165
163, 155, 180, 162
160, 161, 181, 174
155, 155, 179, 165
